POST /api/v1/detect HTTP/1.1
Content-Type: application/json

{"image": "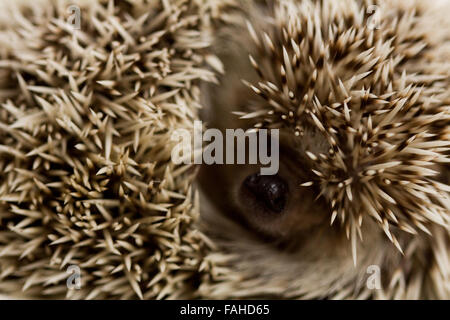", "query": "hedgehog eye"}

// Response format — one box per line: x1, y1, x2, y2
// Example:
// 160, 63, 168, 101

243, 173, 288, 213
